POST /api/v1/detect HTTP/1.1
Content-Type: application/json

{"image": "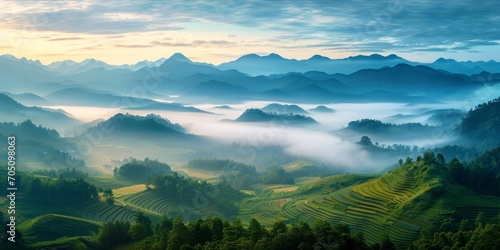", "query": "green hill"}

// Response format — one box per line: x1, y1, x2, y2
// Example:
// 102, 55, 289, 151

235, 108, 317, 125
18, 214, 101, 244
458, 97, 500, 150
237, 153, 500, 248
261, 103, 309, 114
